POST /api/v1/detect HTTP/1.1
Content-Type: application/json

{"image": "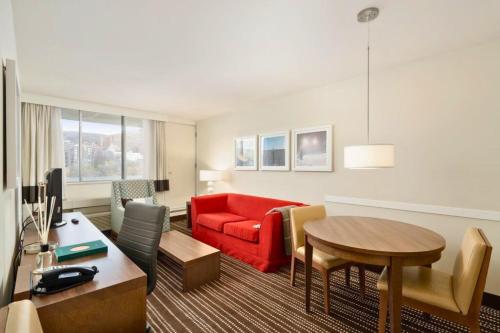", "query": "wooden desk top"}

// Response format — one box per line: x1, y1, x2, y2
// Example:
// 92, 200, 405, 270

14, 212, 146, 308
304, 216, 446, 257
159, 230, 219, 266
